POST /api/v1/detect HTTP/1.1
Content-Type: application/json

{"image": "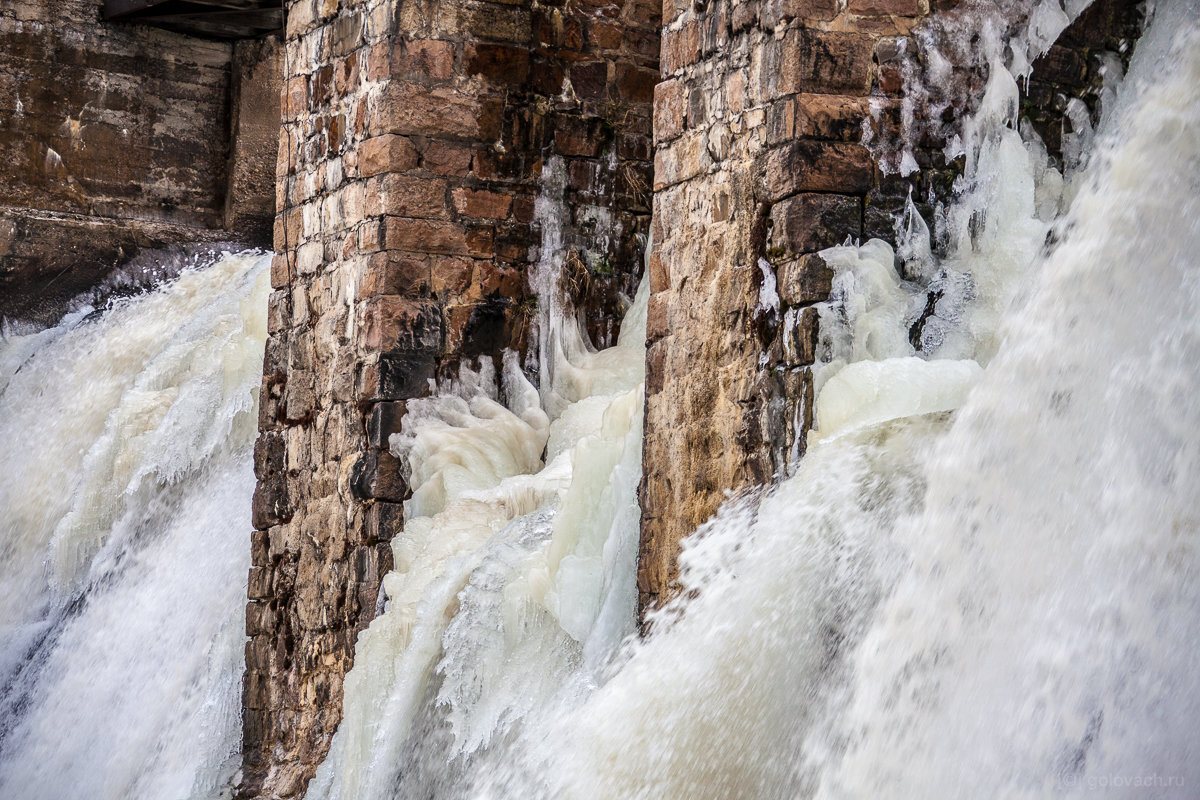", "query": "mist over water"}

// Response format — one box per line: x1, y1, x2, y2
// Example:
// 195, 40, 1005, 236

0, 252, 271, 800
